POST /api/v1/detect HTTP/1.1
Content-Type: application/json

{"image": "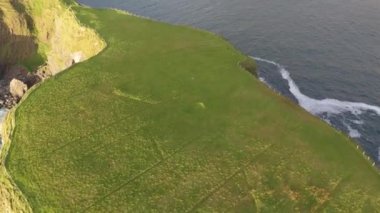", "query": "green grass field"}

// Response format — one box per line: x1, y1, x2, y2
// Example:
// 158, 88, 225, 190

4, 4, 380, 212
